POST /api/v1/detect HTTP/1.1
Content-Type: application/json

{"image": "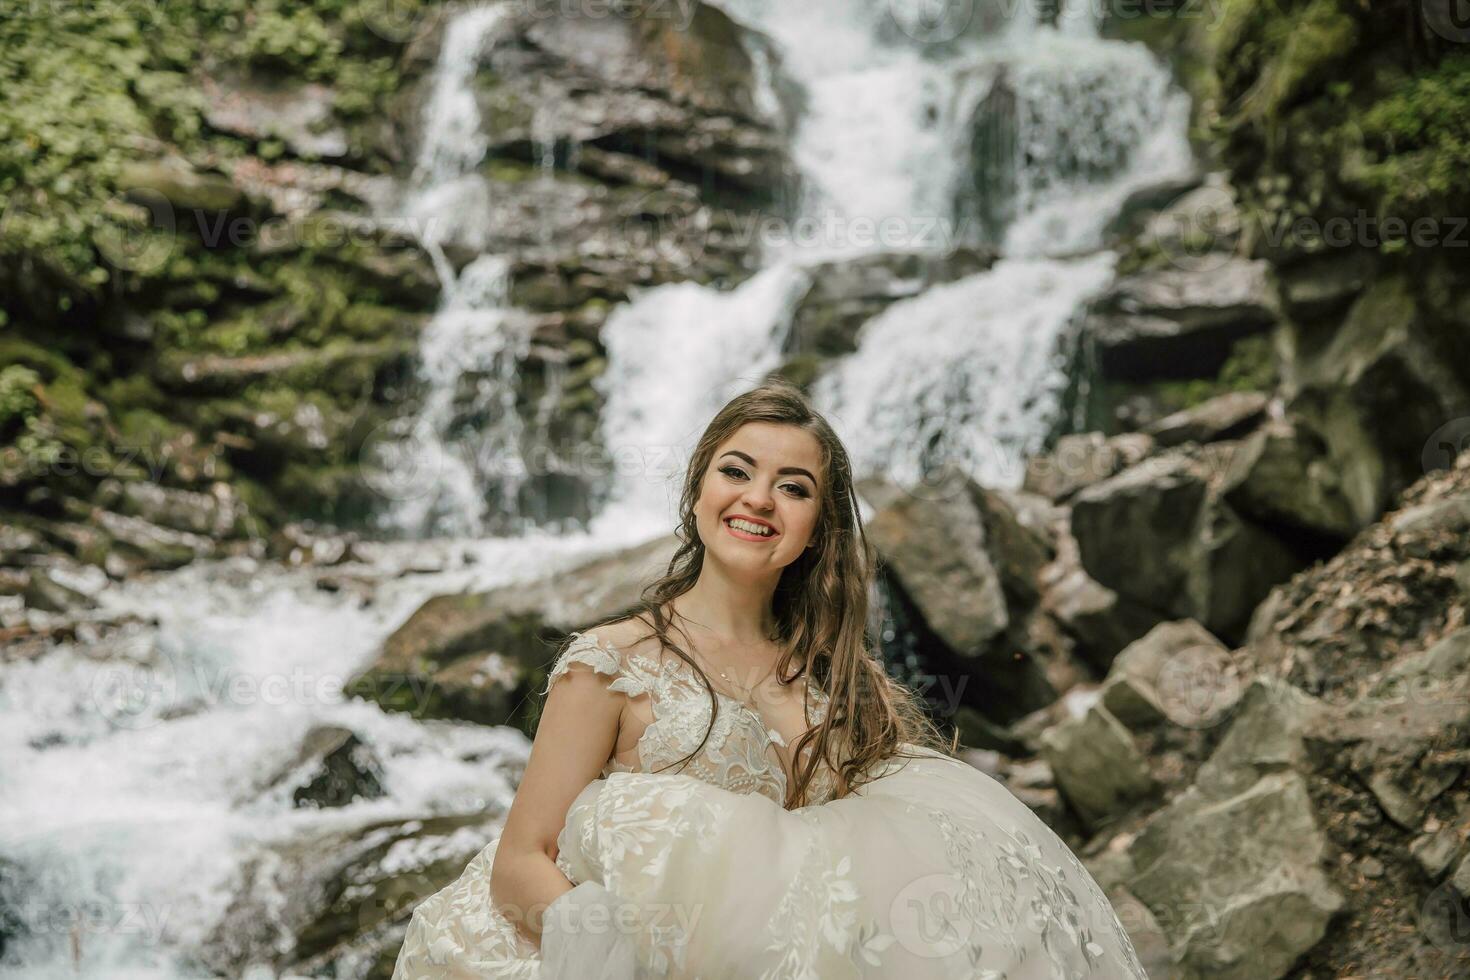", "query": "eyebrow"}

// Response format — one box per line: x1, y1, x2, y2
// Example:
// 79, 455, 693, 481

719, 450, 817, 485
